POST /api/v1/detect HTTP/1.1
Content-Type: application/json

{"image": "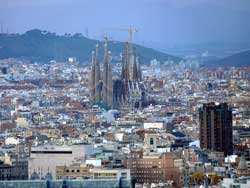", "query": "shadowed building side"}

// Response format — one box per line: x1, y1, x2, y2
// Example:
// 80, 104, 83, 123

199, 102, 233, 156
